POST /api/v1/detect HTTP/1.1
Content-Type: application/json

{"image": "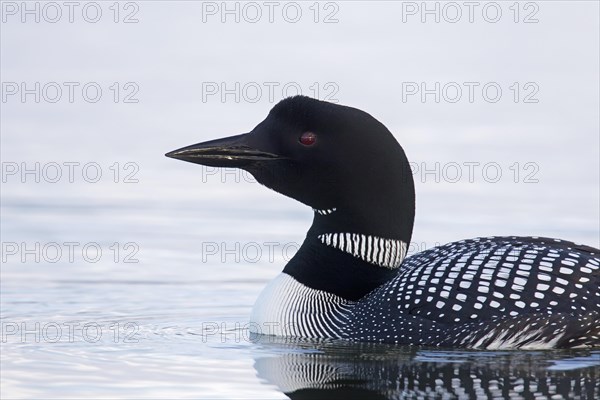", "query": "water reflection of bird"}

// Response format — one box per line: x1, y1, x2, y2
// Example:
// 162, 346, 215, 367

252, 337, 600, 399
167, 96, 599, 349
